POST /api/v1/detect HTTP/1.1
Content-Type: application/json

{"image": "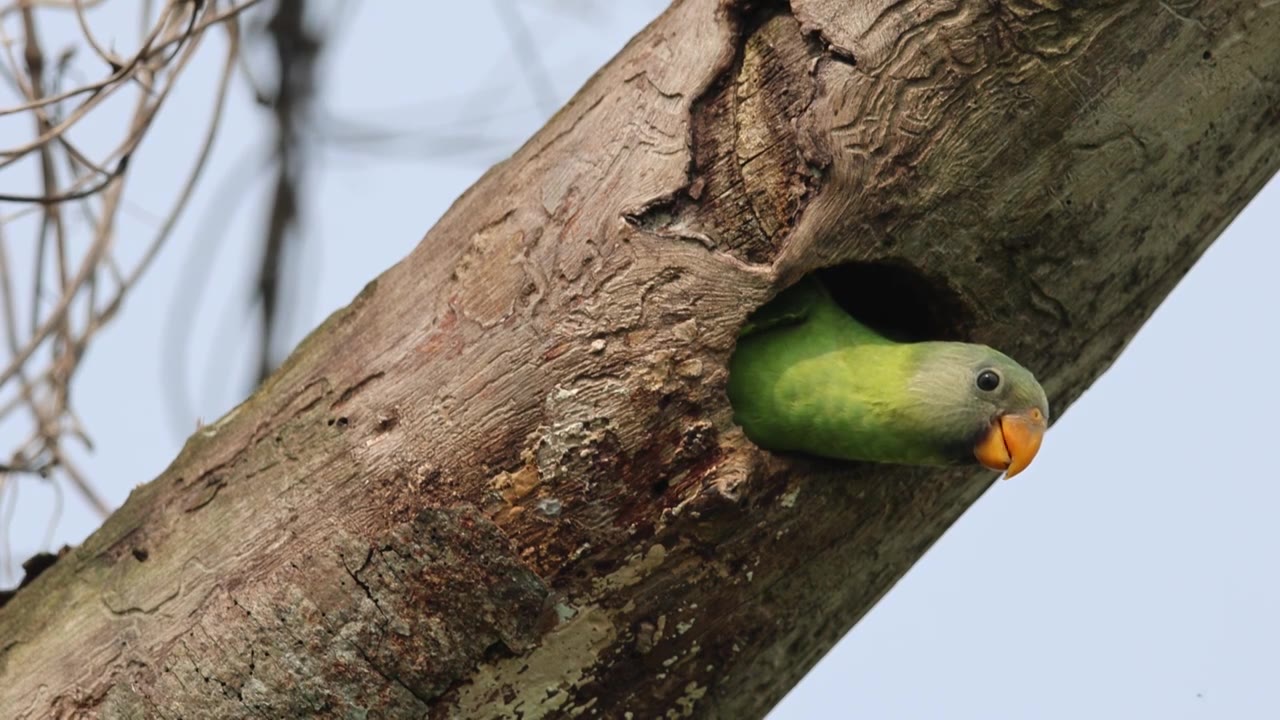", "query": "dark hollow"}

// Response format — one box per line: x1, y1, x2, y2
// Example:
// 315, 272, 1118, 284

817, 262, 974, 343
